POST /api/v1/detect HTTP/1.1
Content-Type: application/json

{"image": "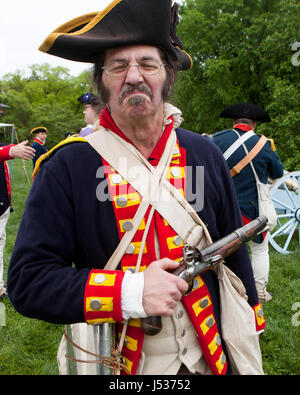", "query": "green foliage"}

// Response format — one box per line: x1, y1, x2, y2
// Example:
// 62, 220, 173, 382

0, 63, 93, 149
174, 0, 300, 170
